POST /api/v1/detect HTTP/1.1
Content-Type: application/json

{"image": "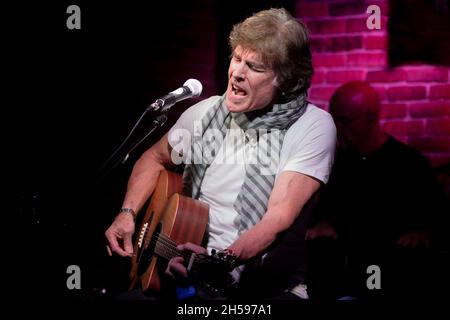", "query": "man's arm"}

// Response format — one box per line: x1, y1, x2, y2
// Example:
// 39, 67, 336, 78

121, 133, 174, 214
229, 171, 321, 261
105, 133, 174, 257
